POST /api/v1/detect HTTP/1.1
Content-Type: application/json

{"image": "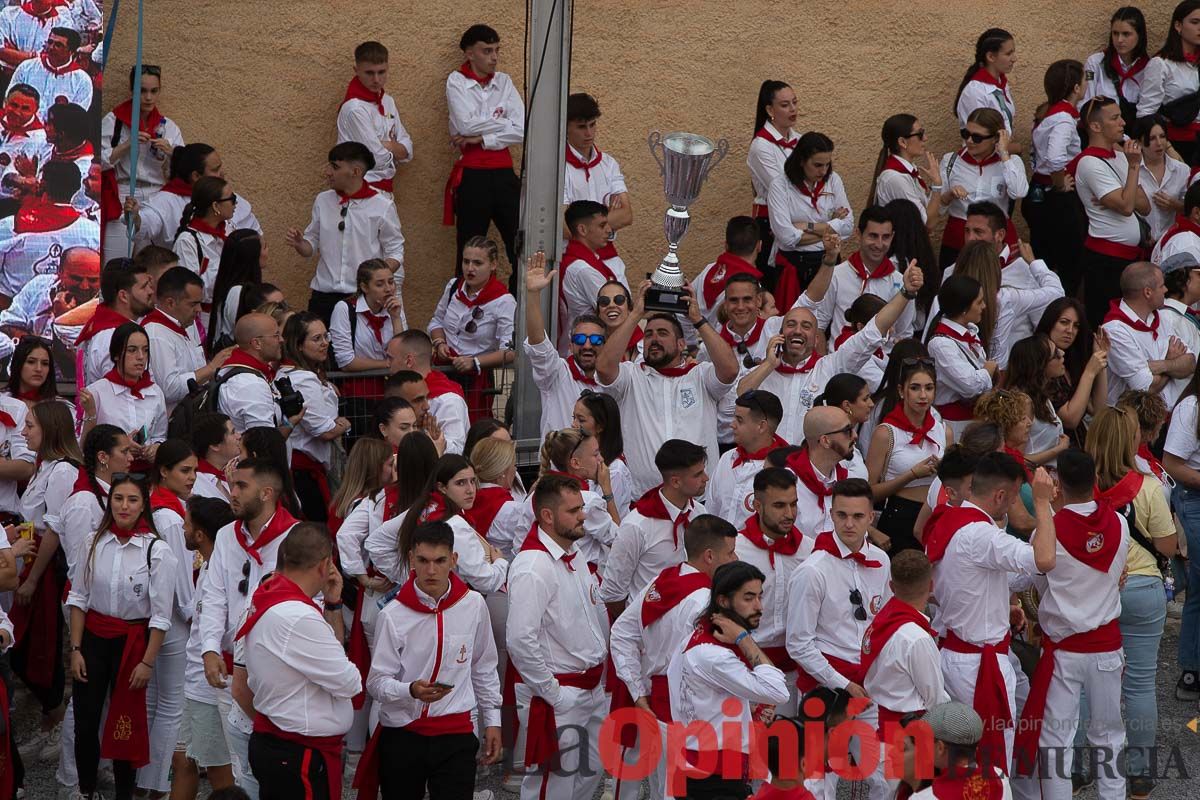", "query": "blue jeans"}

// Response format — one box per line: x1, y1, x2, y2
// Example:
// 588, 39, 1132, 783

1174, 487, 1200, 671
